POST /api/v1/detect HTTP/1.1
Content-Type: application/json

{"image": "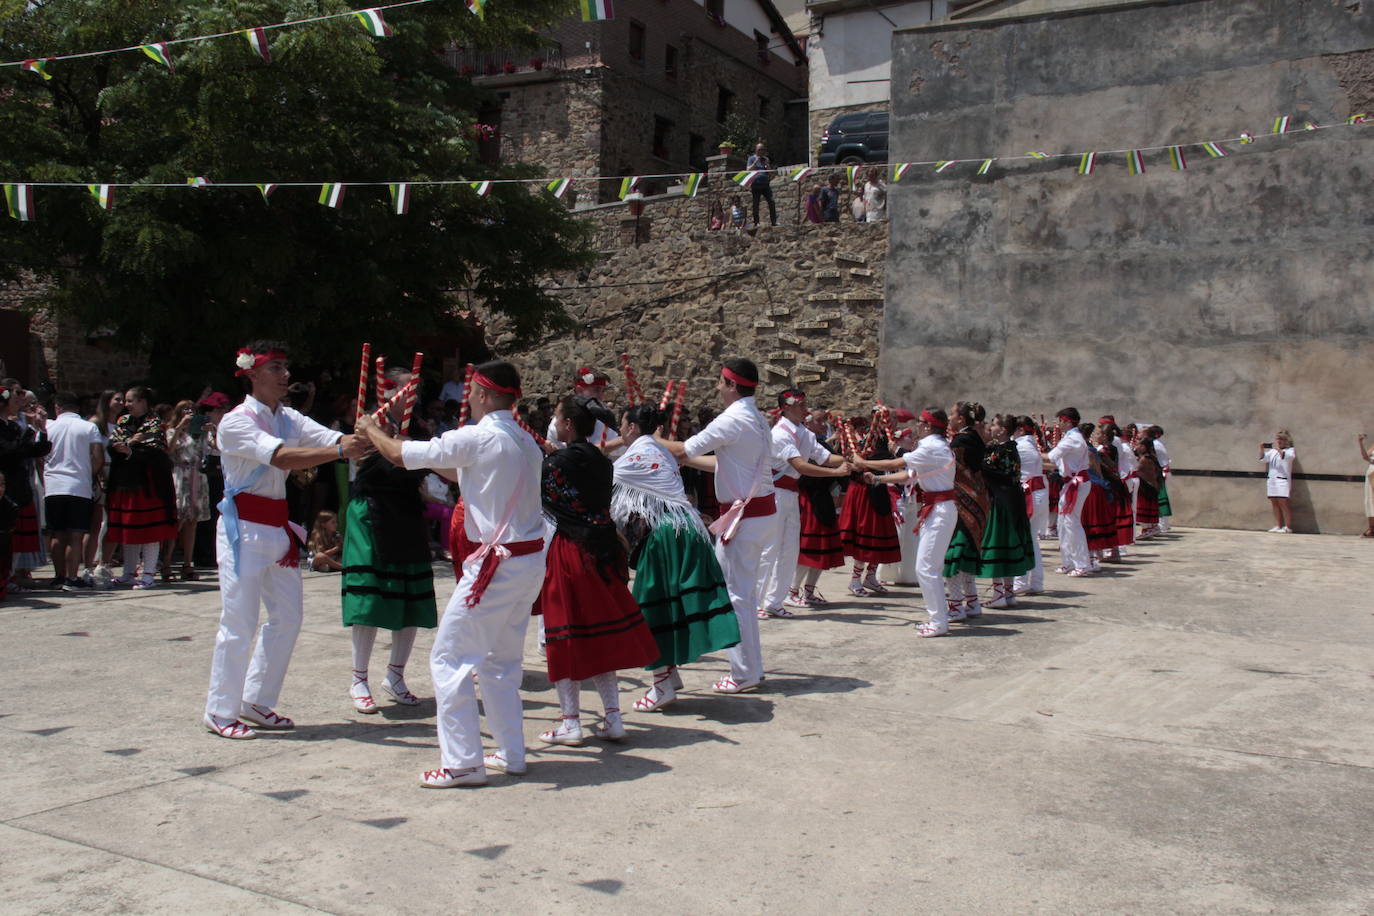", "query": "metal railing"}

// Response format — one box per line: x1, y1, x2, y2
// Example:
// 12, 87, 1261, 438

442, 45, 566, 76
